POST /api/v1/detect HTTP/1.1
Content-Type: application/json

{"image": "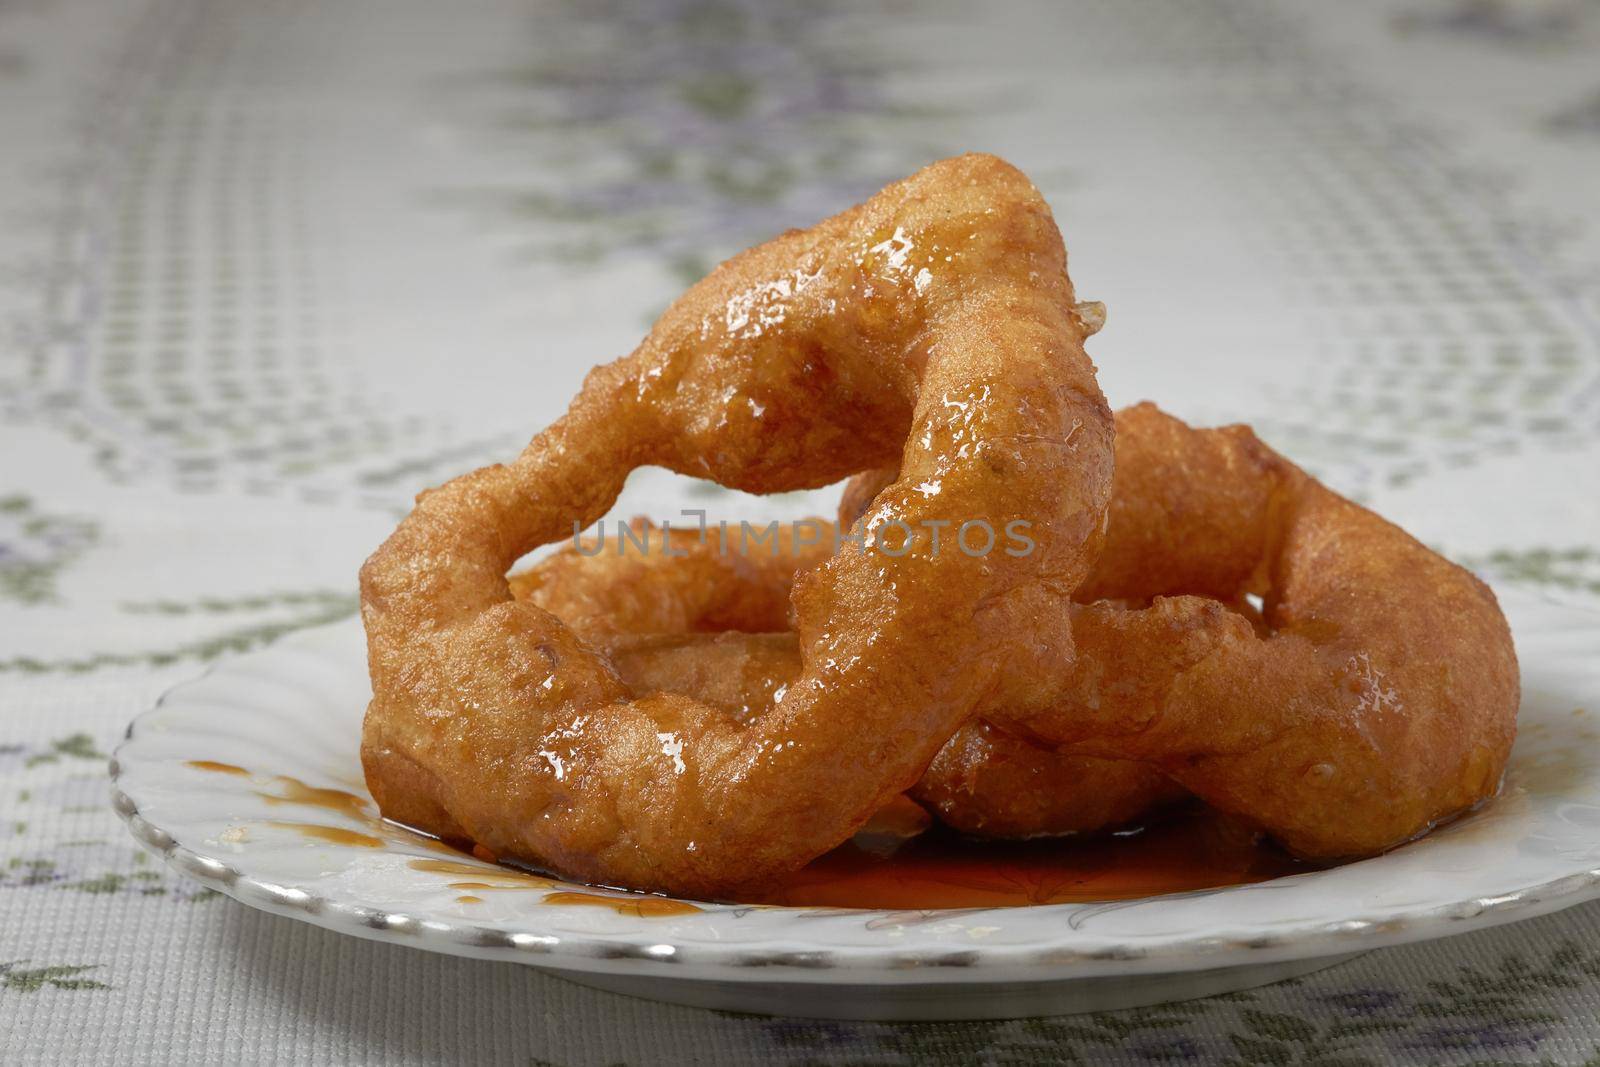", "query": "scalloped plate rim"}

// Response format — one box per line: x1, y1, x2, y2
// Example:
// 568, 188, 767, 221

110, 585, 1600, 984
